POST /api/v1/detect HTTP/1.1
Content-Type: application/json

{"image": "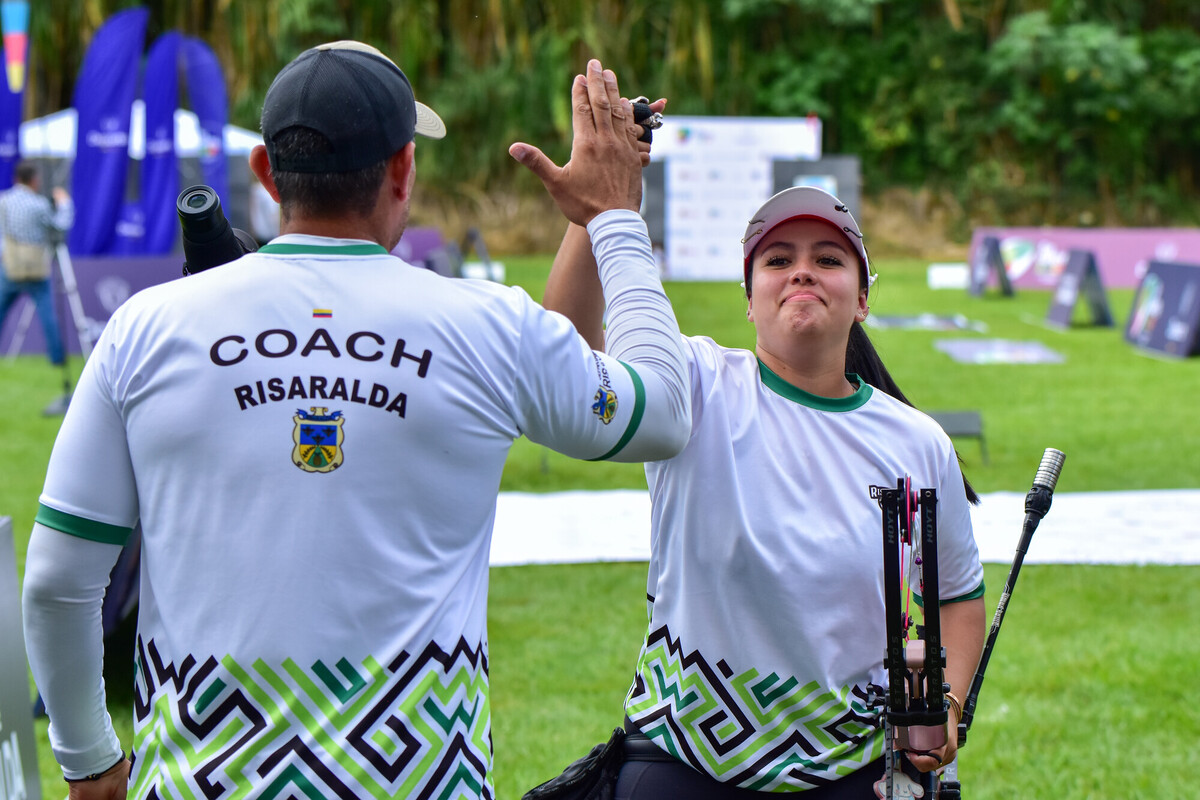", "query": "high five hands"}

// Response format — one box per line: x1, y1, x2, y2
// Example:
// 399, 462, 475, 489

510, 59, 646, 226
